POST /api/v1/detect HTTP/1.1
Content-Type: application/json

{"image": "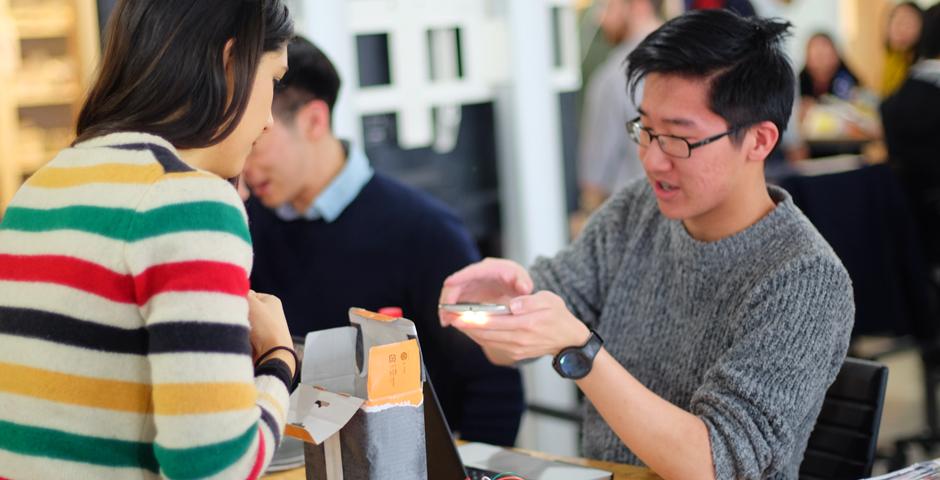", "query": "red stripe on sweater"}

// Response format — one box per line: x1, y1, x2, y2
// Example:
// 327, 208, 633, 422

0, 254, 135, 303
0, 255, 247, 305
134, 260, 249, 305
246, 427, 265, 480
